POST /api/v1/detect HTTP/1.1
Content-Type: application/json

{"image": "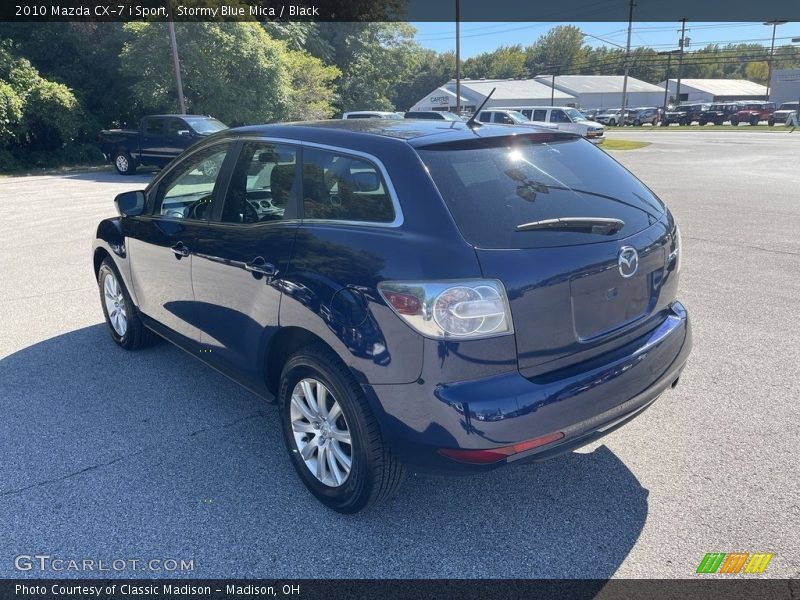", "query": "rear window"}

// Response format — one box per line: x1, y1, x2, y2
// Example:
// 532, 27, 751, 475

416, 136, 665, 249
